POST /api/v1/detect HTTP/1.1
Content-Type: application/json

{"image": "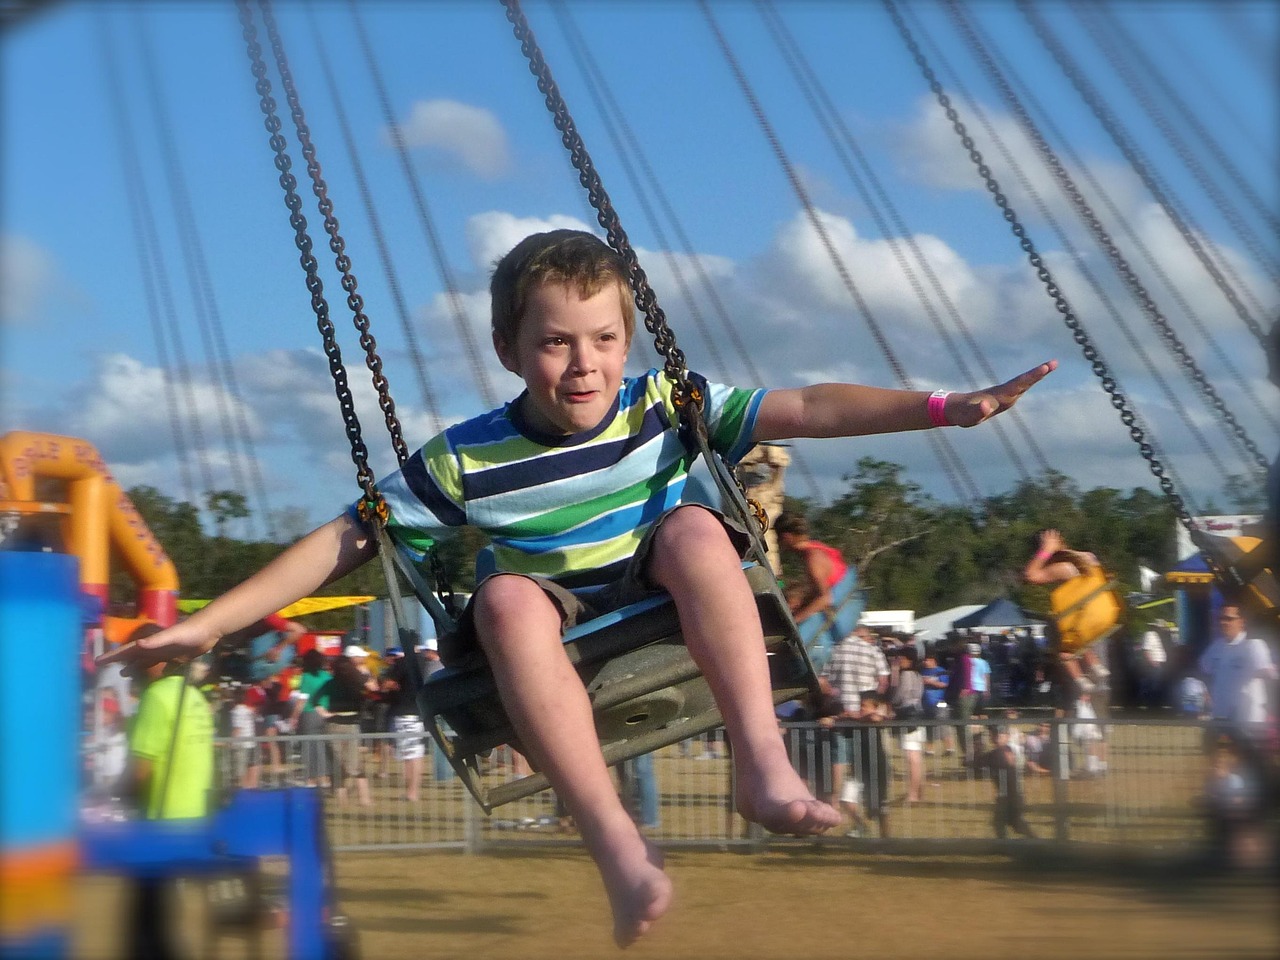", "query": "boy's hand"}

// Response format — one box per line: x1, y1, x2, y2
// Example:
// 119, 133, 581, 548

946, 360, 1057, 427
98, 621, 220, 674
